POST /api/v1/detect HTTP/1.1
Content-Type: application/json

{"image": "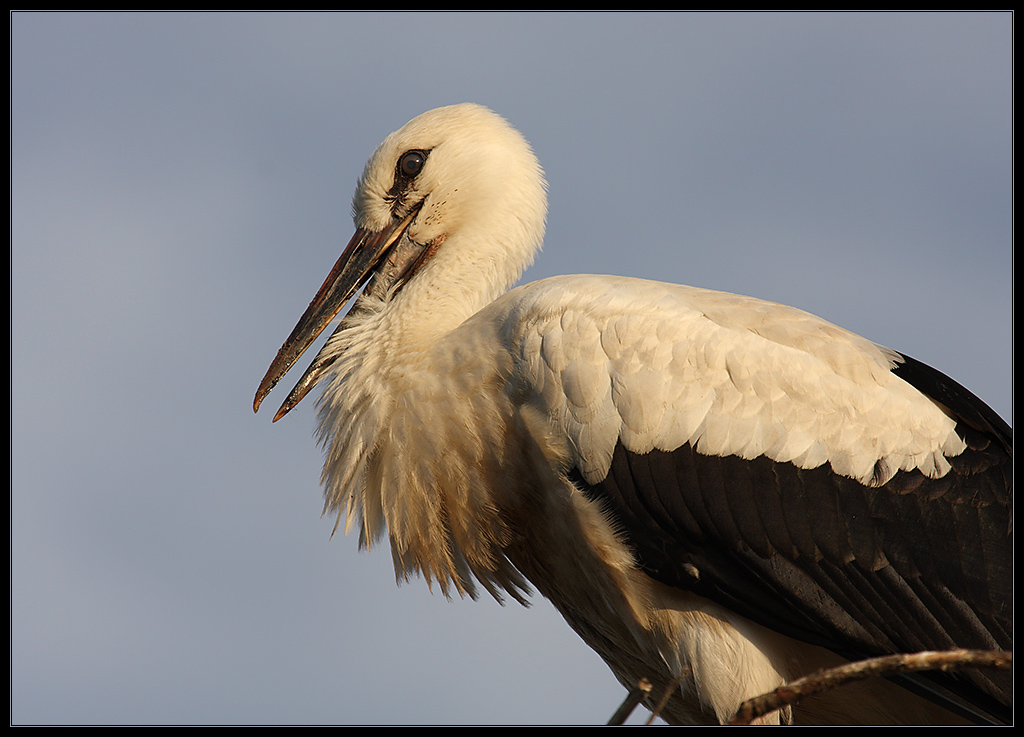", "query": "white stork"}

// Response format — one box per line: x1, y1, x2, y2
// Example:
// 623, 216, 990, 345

254, 104, 1011, 725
